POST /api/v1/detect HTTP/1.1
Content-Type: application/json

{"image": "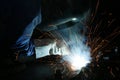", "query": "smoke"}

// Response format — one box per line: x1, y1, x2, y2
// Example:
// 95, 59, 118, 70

35, 11, 91, 74
55, 20, 91, 72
